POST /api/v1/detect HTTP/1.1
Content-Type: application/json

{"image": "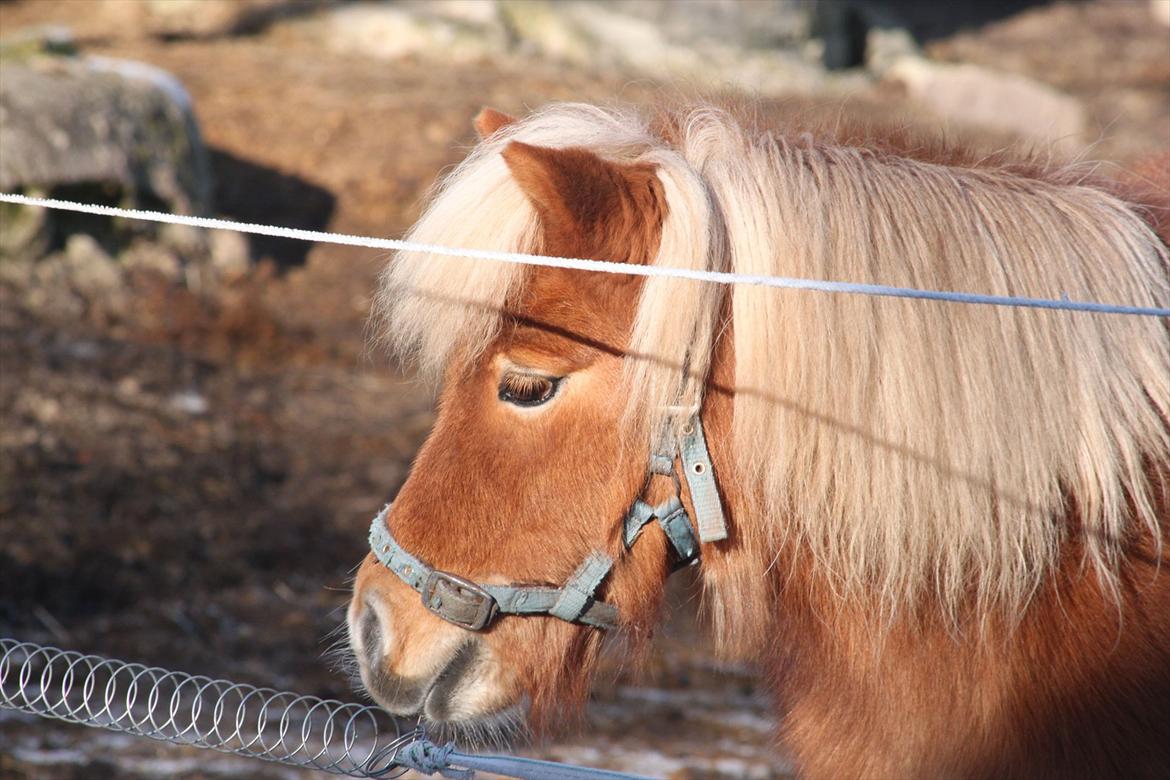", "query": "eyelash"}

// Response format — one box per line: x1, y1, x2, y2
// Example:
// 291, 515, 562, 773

498, 373, 562, 407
